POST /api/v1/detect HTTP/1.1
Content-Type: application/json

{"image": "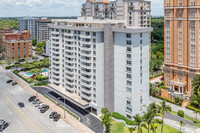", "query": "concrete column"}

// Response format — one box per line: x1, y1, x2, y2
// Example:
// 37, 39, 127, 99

178, 86, 180, 93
